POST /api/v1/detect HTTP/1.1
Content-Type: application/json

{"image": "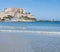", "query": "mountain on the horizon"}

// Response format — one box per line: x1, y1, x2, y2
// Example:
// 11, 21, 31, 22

0, 8, 37, 22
